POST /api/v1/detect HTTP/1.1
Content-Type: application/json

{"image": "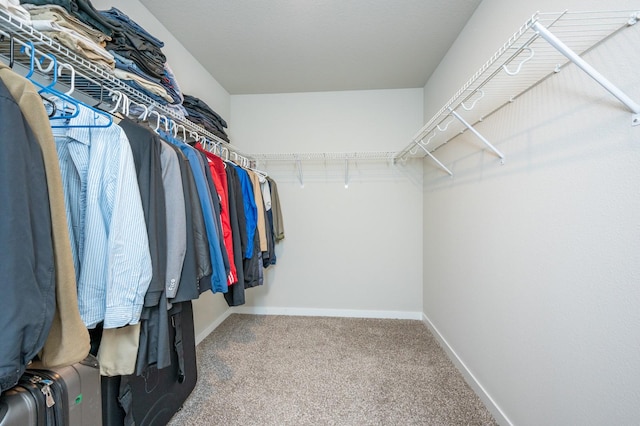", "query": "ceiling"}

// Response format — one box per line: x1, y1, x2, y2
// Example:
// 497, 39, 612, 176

139, 0, 482, 95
